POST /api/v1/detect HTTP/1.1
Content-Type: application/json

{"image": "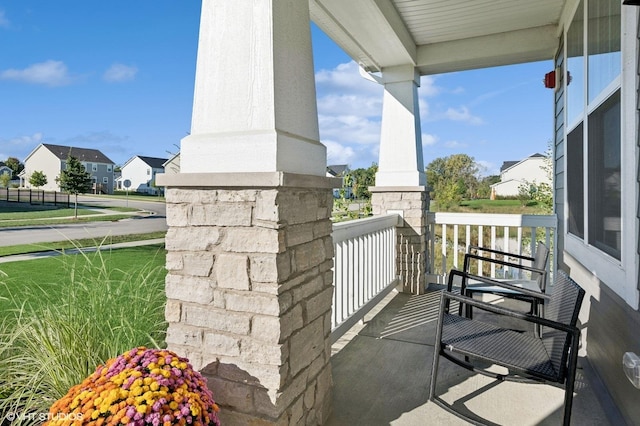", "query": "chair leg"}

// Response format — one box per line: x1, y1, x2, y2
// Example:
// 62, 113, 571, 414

430, 295, 447, 401
562, 335, 580, 426
429, 347, 441, 401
